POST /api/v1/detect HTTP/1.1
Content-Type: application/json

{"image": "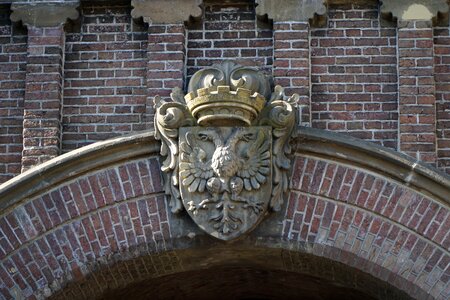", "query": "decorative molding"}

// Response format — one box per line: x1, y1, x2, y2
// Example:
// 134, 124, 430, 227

10, 1, 79, 27
131, 0, 202, 24
256, 0, 327, 22
185, 61, 272, 125
1, 127, 449, 215
380, 0, 449, 23
295, 127, 450, 205
0, 132, 158, 213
